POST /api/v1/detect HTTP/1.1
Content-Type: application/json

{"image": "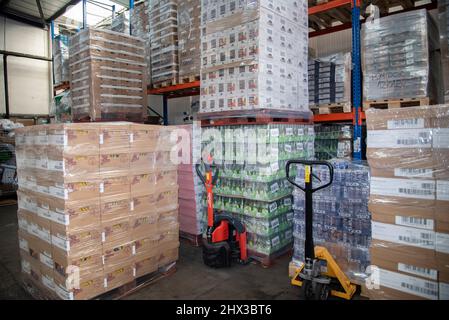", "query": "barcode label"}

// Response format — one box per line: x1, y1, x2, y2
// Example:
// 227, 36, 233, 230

270, 182, 279, 194
394, 168, 433, 178
397, 132, 430, 146
286, 128, 293, 136
398, 263, 437, 280
270, 218, 280, 229
269, 202, 277, 213
372, 222, 435, 250
370, 177, 435, 200
398, 232, 434, 247
398, 188, 433, 196
367, 130, 432, 148
387, 118, 424, 129
395, 216, 434, 230
400, 282, 438, 298
271, 236, 280, 247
